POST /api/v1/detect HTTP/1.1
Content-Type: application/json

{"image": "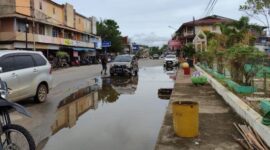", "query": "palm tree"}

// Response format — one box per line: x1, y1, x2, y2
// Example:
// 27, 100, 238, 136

219, 17, 250, 48
218, 17, 254, 82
